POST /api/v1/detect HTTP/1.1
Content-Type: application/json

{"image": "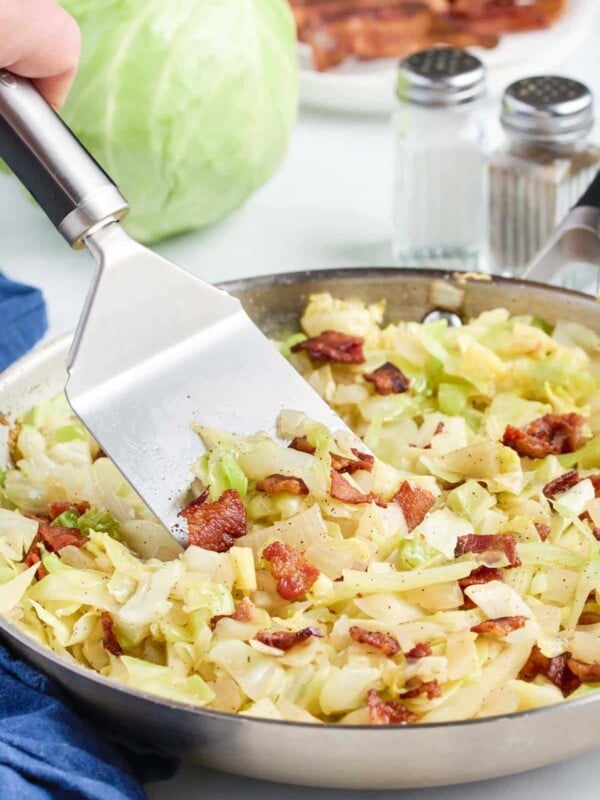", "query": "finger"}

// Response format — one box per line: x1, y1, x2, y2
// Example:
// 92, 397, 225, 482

0, 0, 81, 107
